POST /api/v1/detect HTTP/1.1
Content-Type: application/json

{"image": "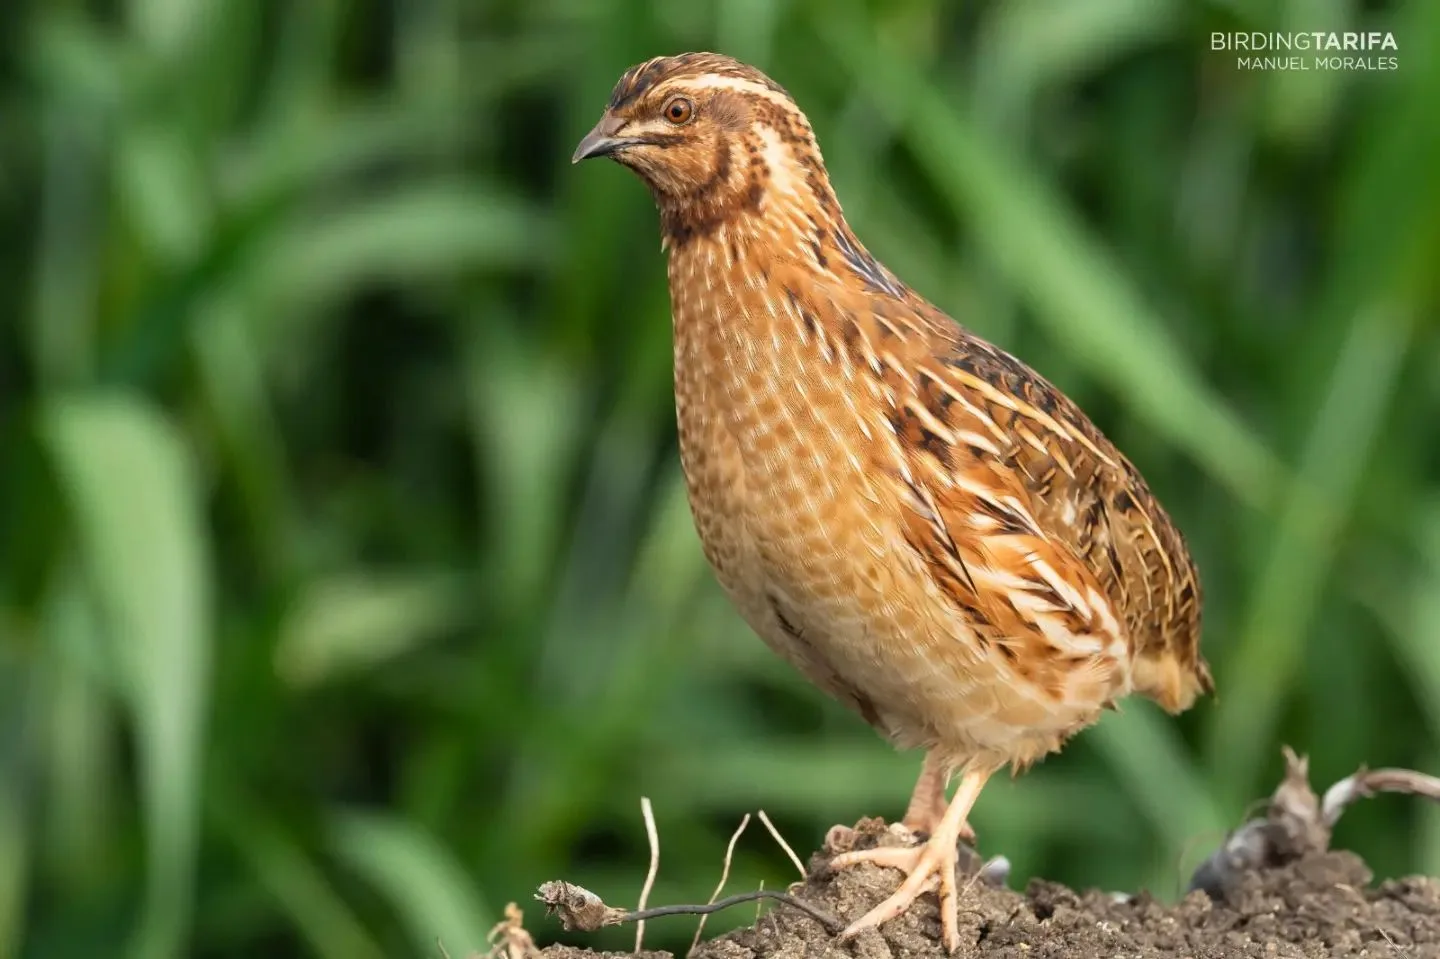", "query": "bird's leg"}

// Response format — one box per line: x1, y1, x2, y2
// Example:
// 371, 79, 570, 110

900, 751, 976, 845
829, 767, 993, 953
824, 751, 975, 856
